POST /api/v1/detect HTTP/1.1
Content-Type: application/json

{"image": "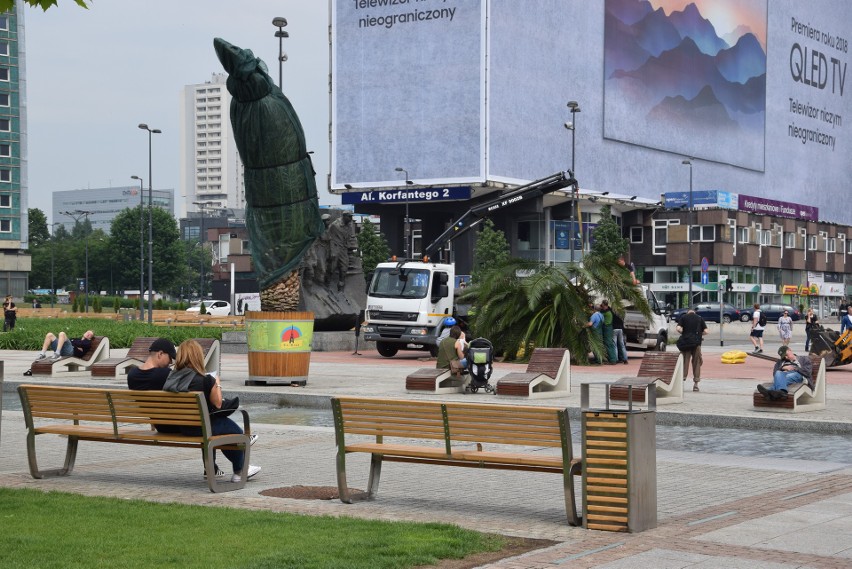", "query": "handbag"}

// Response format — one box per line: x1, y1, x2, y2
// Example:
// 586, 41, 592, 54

210, 396, 240, 418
